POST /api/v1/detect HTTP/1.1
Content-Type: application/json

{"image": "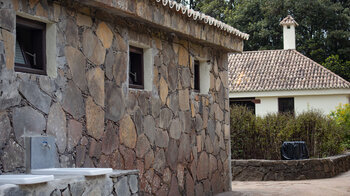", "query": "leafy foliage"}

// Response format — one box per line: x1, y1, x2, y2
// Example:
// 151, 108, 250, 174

322, 55, 350, 81
230, 105, 345, 159
330, 104, 350, 149
184, 0, 350, 81
230, 105, 257, 159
